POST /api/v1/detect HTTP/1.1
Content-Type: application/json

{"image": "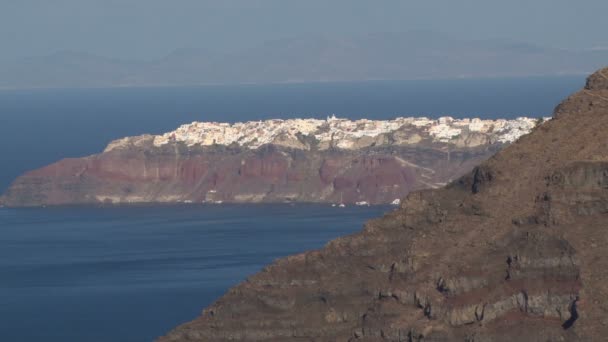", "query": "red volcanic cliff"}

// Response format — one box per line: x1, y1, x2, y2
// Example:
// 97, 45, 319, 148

0, 142, 500, 207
